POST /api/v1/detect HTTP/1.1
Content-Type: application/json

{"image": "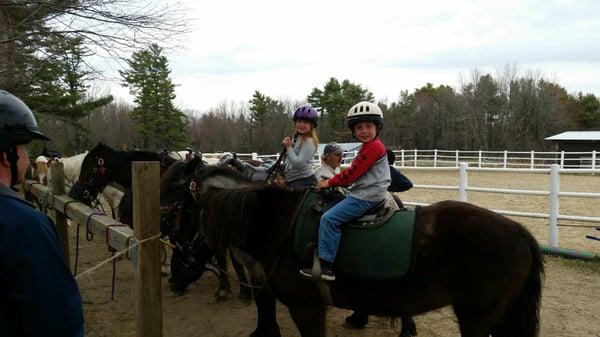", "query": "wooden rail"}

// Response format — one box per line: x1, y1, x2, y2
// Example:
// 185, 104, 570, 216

23, 161, 162, 337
